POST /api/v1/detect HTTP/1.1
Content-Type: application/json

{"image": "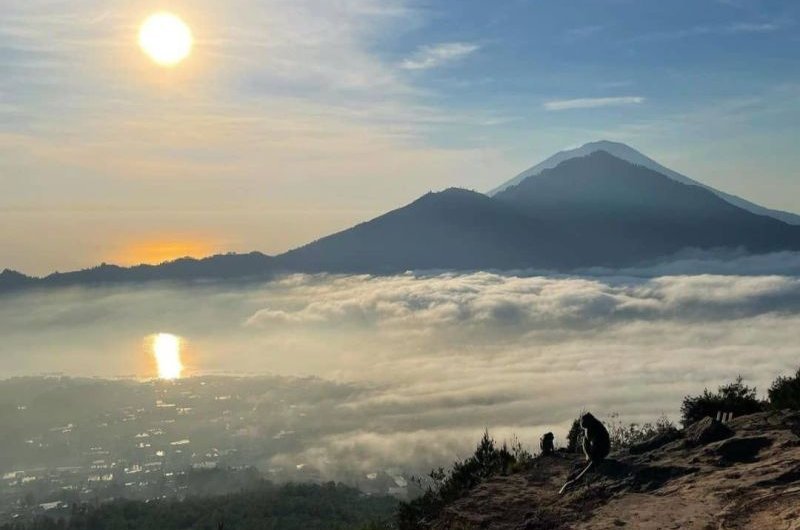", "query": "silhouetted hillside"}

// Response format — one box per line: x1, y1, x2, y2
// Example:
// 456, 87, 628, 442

0, 269, 35, 291
279, 151, 800, 272
275, 188, 581, 272
0, 252, 275, 292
